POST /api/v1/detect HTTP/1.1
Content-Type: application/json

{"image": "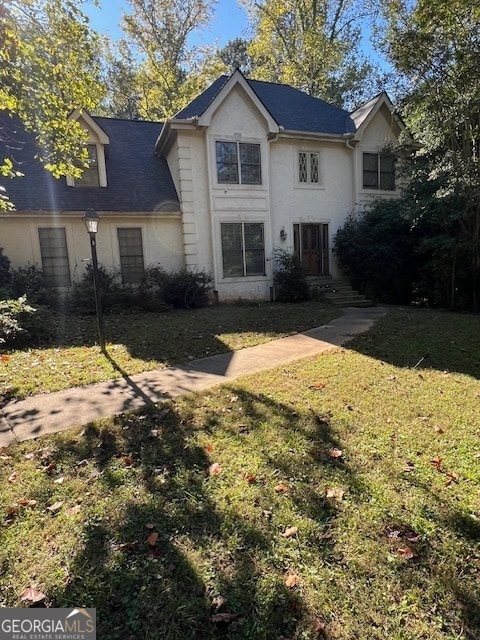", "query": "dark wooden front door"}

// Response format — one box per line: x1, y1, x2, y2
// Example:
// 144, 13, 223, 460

300, 224, 329, 275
